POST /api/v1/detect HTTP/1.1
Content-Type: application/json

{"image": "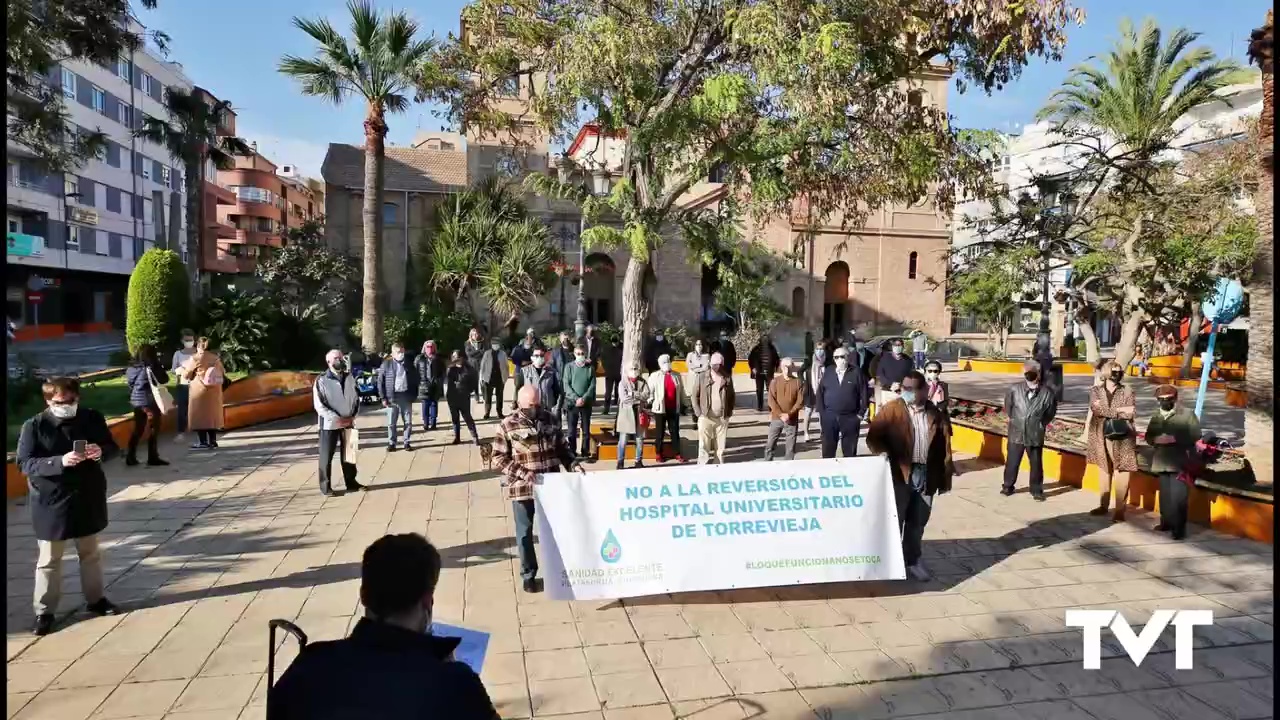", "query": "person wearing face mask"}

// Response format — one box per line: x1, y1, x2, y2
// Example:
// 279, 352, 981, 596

711, 330, 738, 374
816, 347, 869, 458
521, 347, 564, 428
510, 329, 543, 402
1144, 385, 1200, 540
314, 349, 365, 497
1001, 360, 1058, 501
464, 327, 486, 402
601, 335, 623, 414
551, 331, 575, 377
850, 333, 875, 415
492, 386, 584, 593
17, 377, 121, 636
478, 338, 509, 420
649, 354, 688, 462
414, 340, 446, 433
1086, 360, 1139, 520
764, 358, 804, 461
377, 342, 420, 451
170, 328, 197, 438
583, 324, 602, 369
685, 338, 710, 416
875, 337, 914, 409
268, 533, 499, 719
921, 359, 951, 437
446, 351, 481, 445
644, 332, 673, 373
866, 370, 953, 581
692, 352, 736, 464
748, 334, 780, 411
615, 364, 652, 469
801, 342, 827, 443
562, 342, 598, 458
179, 336, 226, 450
911, 331, 929, 370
